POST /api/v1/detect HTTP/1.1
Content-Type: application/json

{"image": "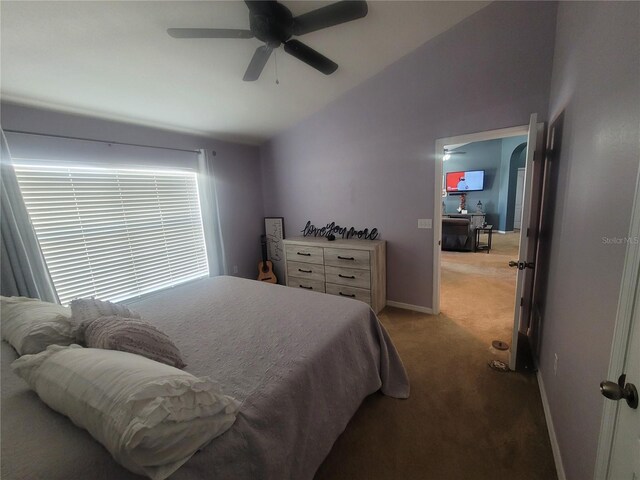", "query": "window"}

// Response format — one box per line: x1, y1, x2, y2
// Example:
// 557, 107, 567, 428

14, 163, 209, 304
